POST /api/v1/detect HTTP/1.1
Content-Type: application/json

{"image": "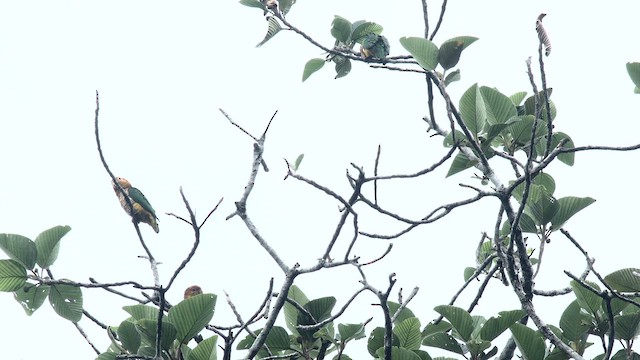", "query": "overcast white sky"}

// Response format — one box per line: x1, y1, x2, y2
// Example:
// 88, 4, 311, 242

1, 1, 640, 359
